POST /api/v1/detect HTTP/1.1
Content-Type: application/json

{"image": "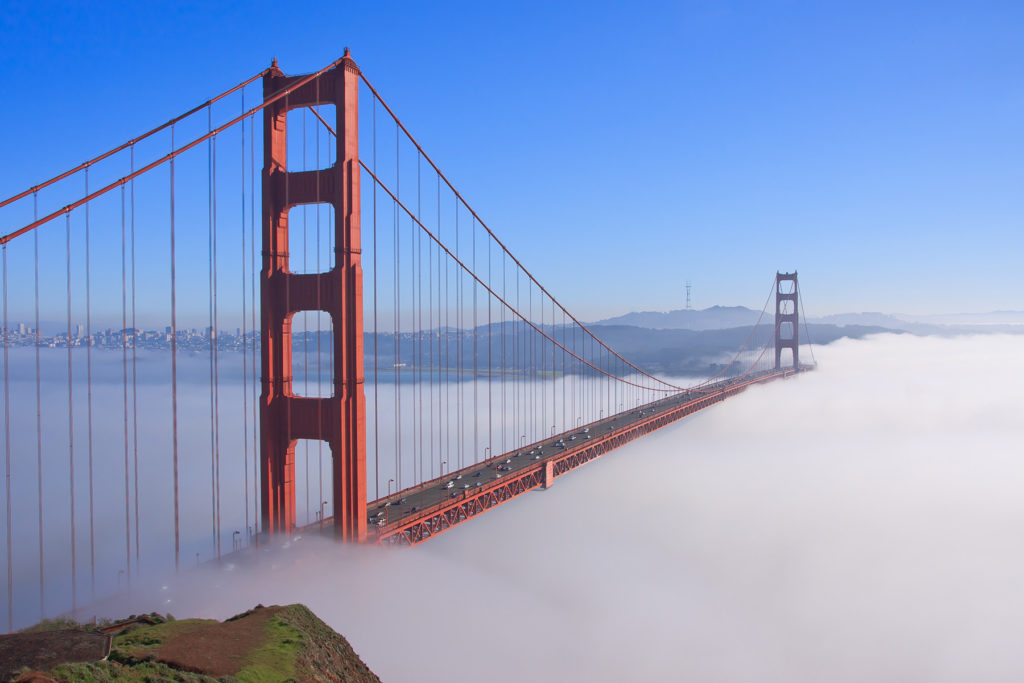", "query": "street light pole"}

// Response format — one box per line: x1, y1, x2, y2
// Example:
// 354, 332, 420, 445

386, 479, 394, 524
